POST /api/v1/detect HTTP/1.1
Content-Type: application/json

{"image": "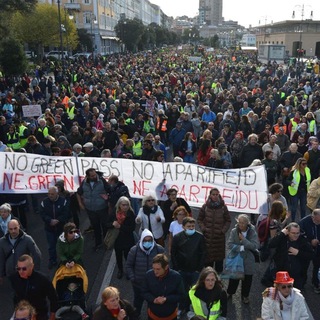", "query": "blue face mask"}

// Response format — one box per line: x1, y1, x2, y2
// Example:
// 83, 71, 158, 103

185, 229, 195, 236
142, 241, 153, 249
